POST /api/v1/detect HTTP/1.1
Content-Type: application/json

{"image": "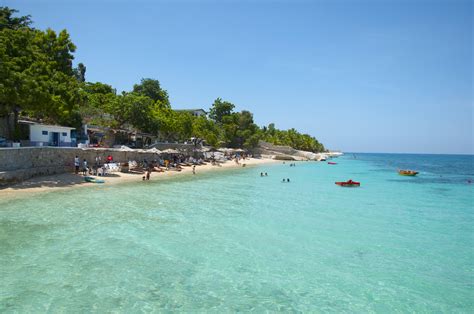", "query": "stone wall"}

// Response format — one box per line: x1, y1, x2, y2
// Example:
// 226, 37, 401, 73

0, 147, 166, 185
